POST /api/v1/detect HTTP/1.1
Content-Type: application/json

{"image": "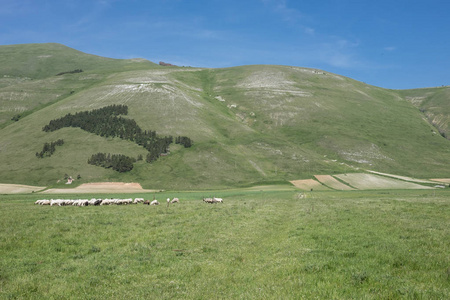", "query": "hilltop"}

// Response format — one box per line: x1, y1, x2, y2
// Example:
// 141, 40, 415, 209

0, 43, 449, 190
